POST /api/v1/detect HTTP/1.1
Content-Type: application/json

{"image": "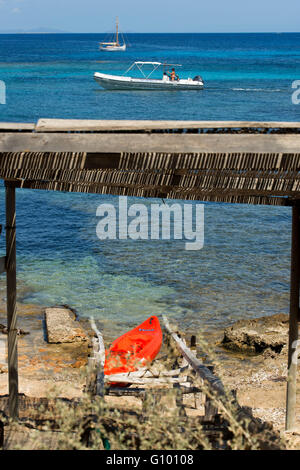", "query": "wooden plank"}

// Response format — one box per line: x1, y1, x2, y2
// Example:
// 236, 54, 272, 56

0, 256, 6, 274
89, 318, 105, 396
105, 375, 189, 385
90, 318, 105, 367
35, 119, 300, 132
162, 315, 282, 436
5, 182, 18, 419
162, 316, 225, 396
106, 386, 202, 397
1, 132, 300, 154
0, 123, 35, 132
103, 367, 188, 380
